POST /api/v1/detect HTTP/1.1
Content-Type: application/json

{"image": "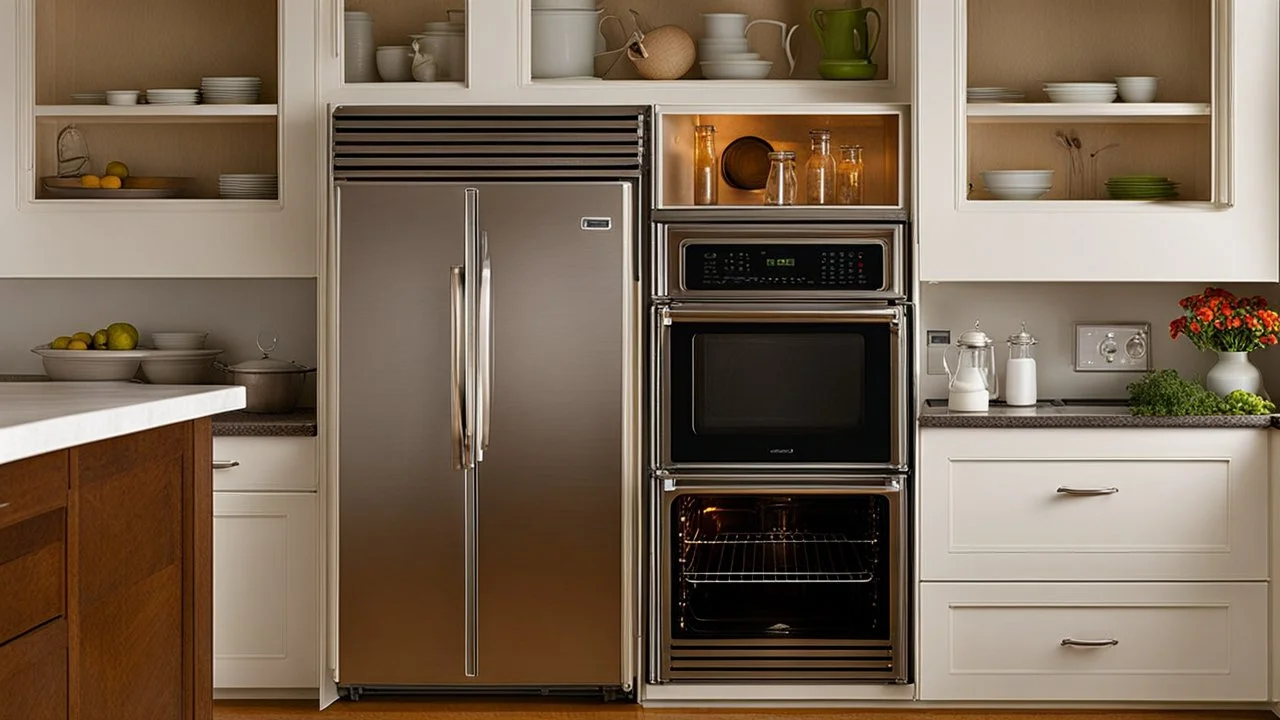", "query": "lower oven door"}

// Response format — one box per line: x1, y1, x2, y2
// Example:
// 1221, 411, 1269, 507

656, 303, 907, 472
654, 475, 907, 684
